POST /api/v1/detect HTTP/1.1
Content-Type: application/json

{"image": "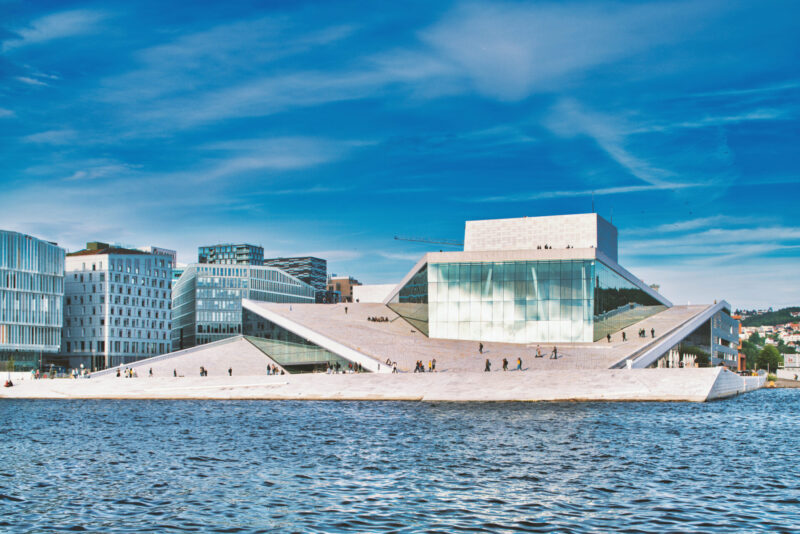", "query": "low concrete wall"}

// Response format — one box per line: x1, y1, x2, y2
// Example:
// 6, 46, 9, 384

0, 368, 766, 402
706, 369, 766, 400
777, 369, 800, 381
